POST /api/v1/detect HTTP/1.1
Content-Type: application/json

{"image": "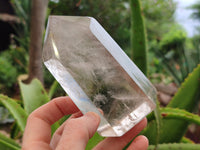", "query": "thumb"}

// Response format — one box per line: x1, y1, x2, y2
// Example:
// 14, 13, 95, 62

56, 112, 100, 150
